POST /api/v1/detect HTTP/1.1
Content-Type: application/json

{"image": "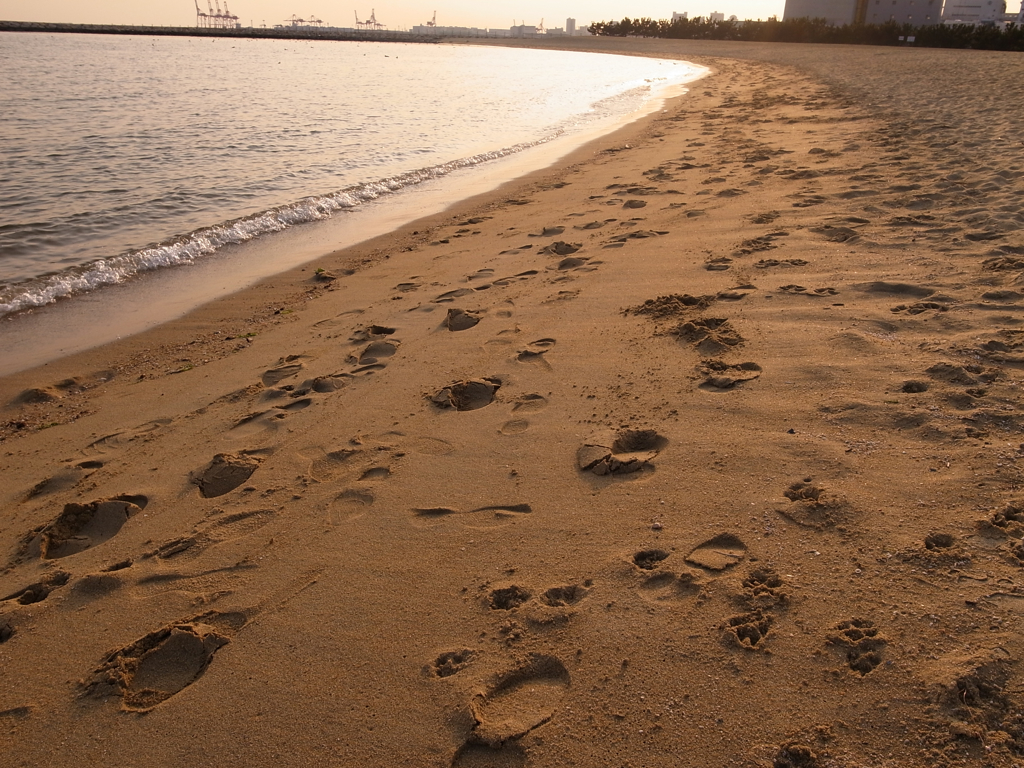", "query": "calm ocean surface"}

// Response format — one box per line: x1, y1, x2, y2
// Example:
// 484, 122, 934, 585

0, 33, 703, 319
